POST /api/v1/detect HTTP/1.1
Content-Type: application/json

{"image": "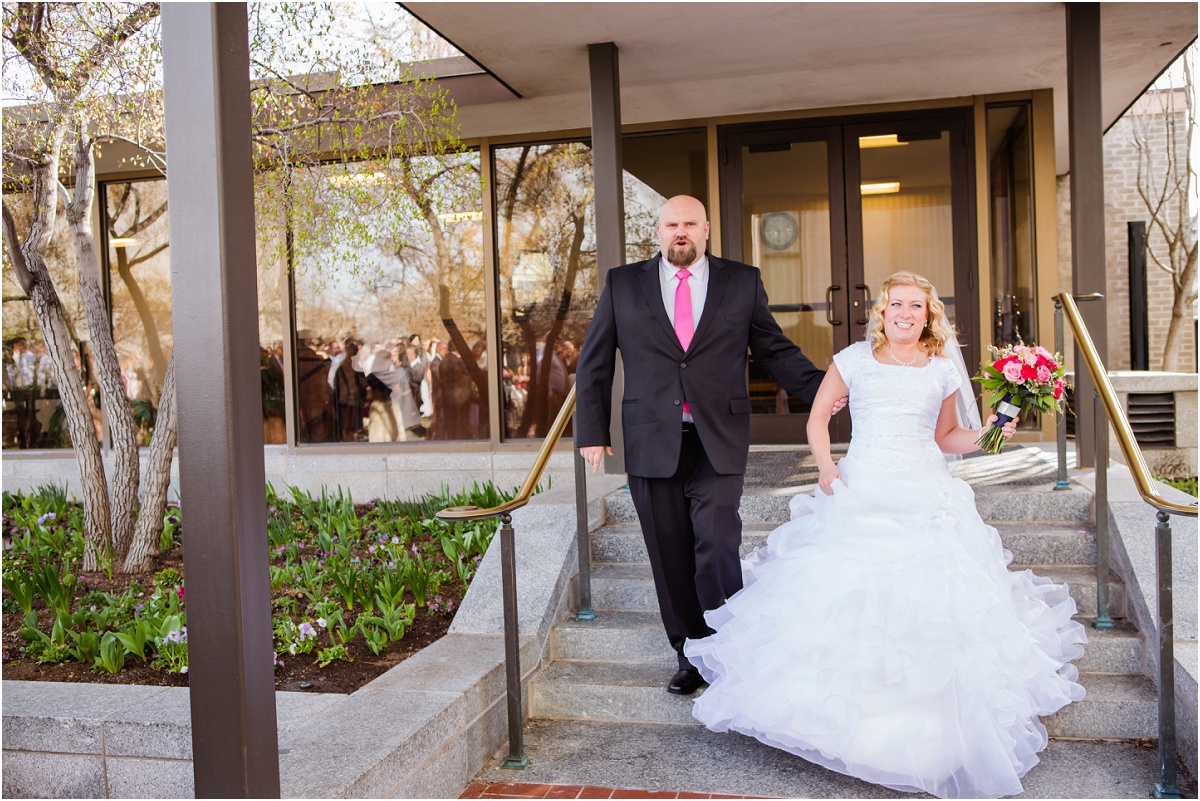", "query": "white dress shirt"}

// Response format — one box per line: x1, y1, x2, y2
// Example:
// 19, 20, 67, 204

658, 252, 708, 422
